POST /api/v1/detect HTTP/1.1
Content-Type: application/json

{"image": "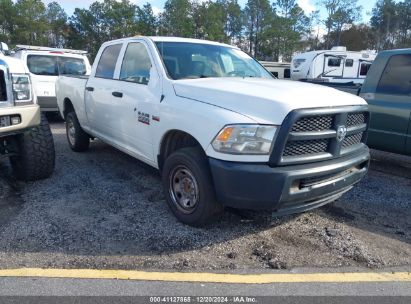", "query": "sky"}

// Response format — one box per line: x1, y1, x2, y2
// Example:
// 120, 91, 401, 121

42, 0, 376, 23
